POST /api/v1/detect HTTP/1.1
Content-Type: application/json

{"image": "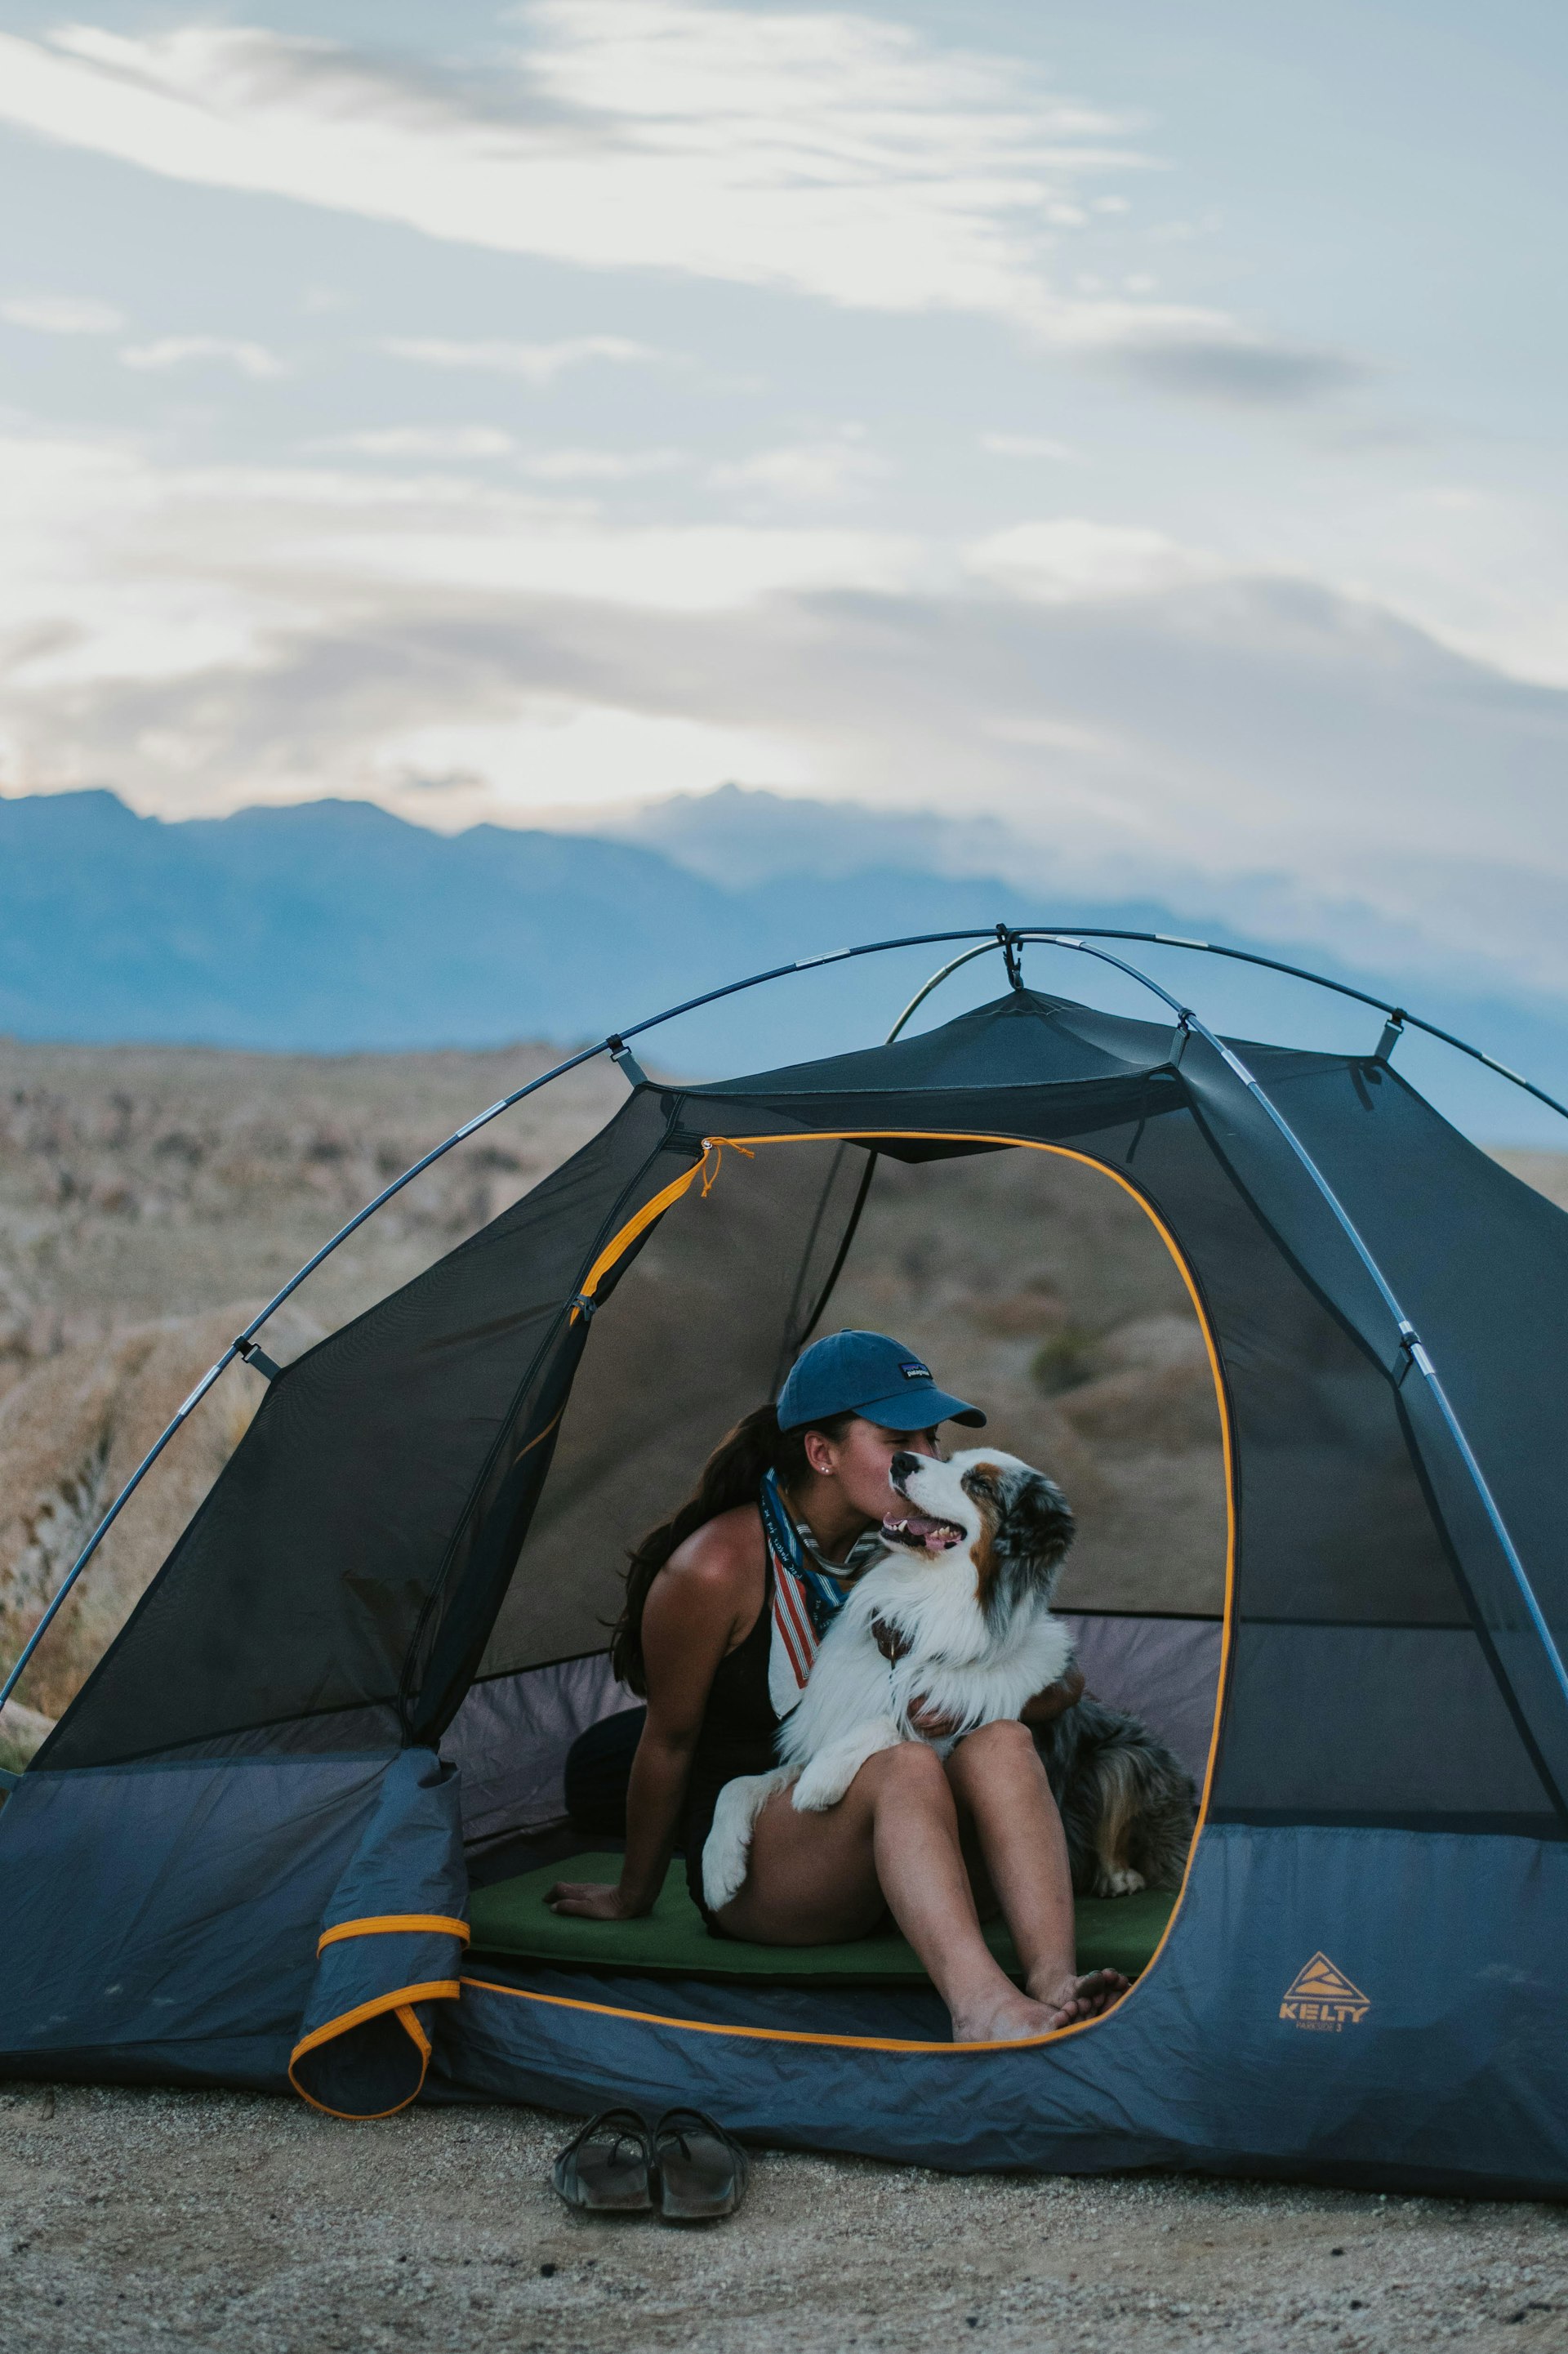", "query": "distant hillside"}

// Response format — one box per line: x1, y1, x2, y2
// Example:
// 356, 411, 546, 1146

0, 788, 1125, 1056
4, 789, 1568, 1135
